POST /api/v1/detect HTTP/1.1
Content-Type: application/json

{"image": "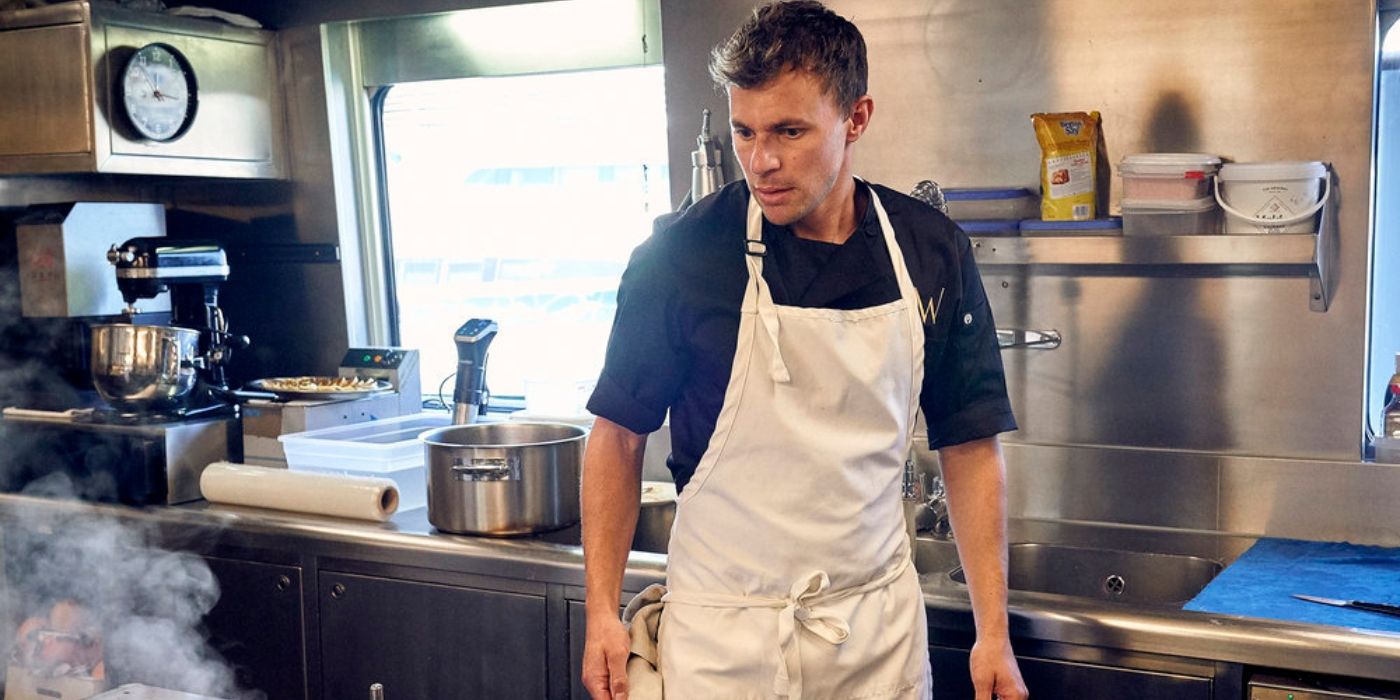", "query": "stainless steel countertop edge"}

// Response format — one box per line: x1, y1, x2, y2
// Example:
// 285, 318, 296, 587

4, 494, 1399, 683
